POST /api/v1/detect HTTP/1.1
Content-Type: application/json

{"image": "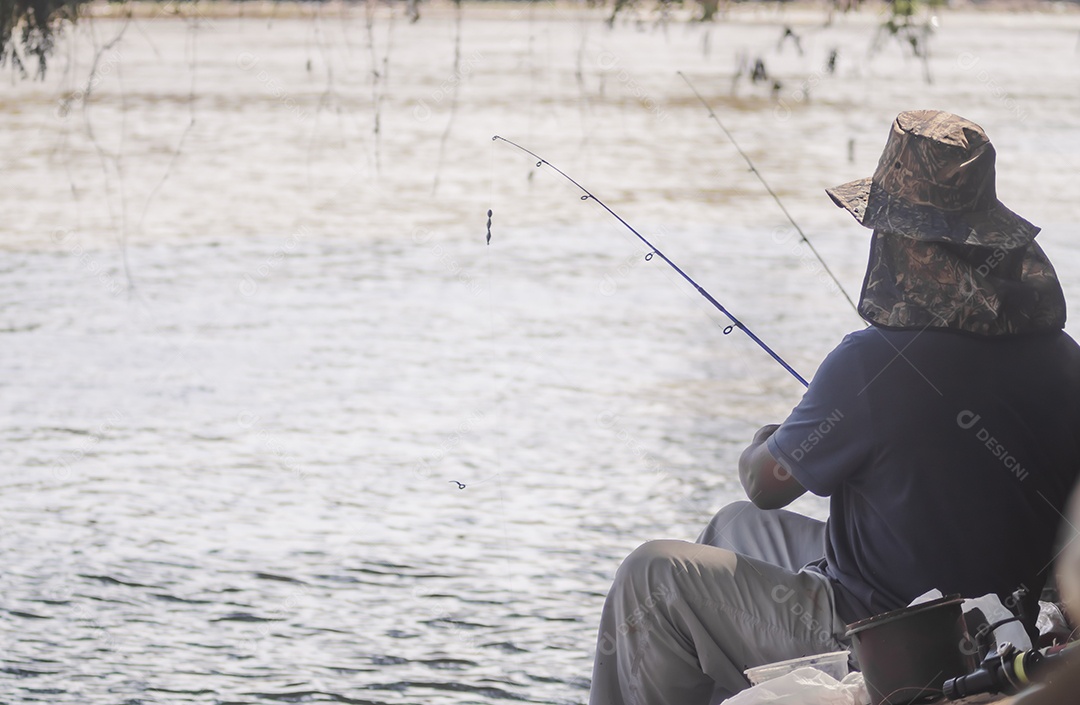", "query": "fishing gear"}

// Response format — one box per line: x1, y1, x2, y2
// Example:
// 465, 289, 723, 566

943, 642, 1077, 699
676, 71, 861, 317
491, 135, 808, 388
